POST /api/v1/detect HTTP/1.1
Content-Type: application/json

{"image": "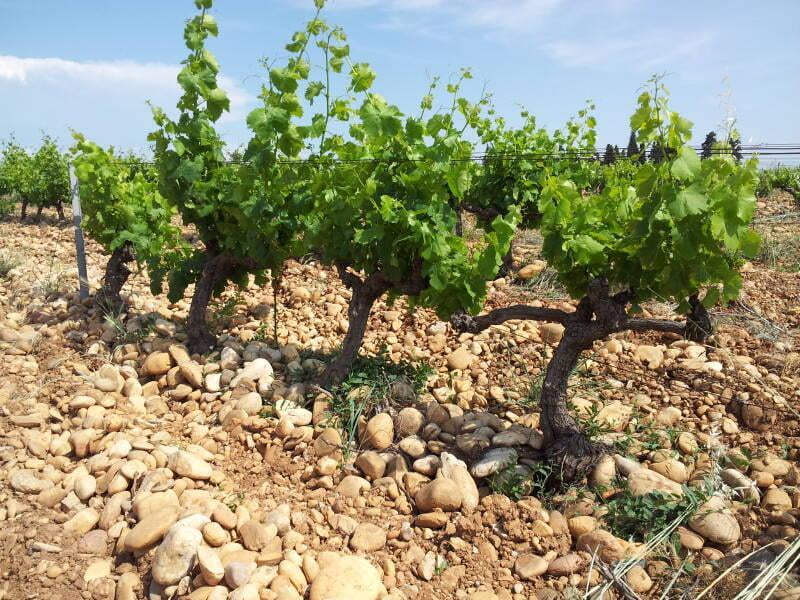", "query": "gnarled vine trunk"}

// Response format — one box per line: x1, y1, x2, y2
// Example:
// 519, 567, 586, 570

98, 242, 135, 311
454, 205, 464, 237
20, 198, 28, 220
685, 293, 712, 343
187, 251, 235, 355
454, 278, 691, 483
498, 244, 514, 277
776, 185, 800, 205
320, 270, 390, 386
55, 201, 66, 222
